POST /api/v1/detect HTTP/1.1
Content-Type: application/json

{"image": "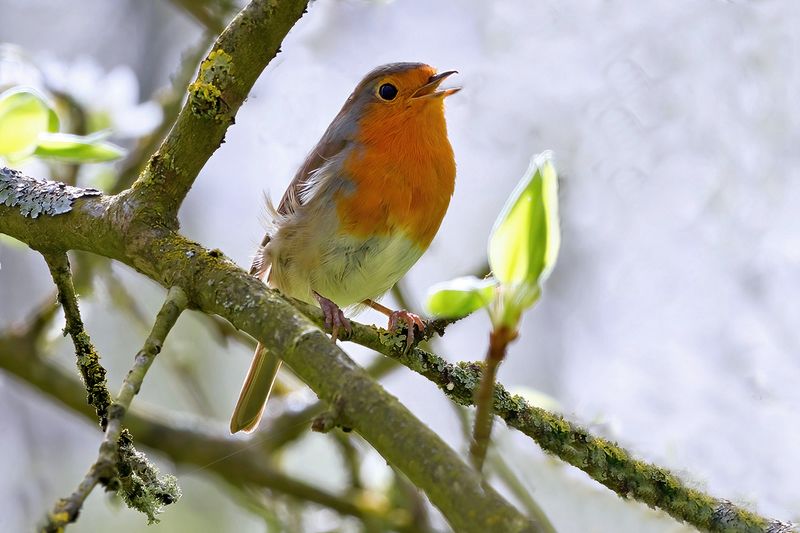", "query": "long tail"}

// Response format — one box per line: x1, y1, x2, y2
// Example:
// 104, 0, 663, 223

229, 342, 282, 433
